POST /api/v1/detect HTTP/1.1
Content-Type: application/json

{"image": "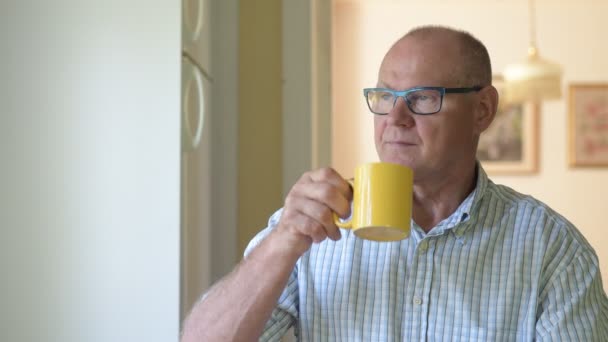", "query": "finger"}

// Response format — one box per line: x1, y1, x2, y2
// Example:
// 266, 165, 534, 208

285, 195, 342, 241
296, 199, 342, 241
308, 168, 353, 201
290, 181, 351, 220
281, 208, 329, 243
296, 168, 353, 206
284, 196, 342, 242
